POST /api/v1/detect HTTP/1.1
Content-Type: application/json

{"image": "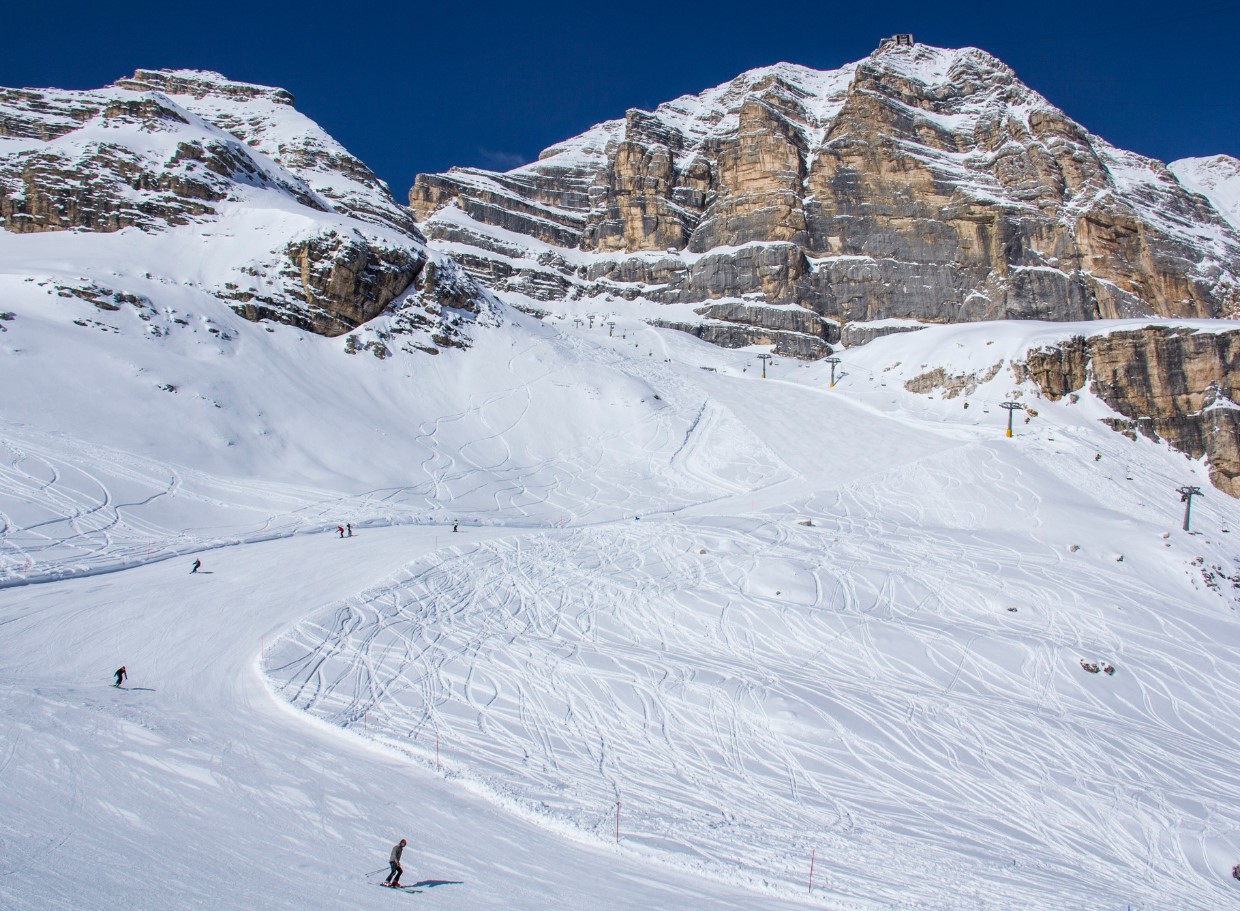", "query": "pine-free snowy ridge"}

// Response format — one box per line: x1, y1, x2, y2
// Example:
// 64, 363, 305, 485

1, 42, 1240, 911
